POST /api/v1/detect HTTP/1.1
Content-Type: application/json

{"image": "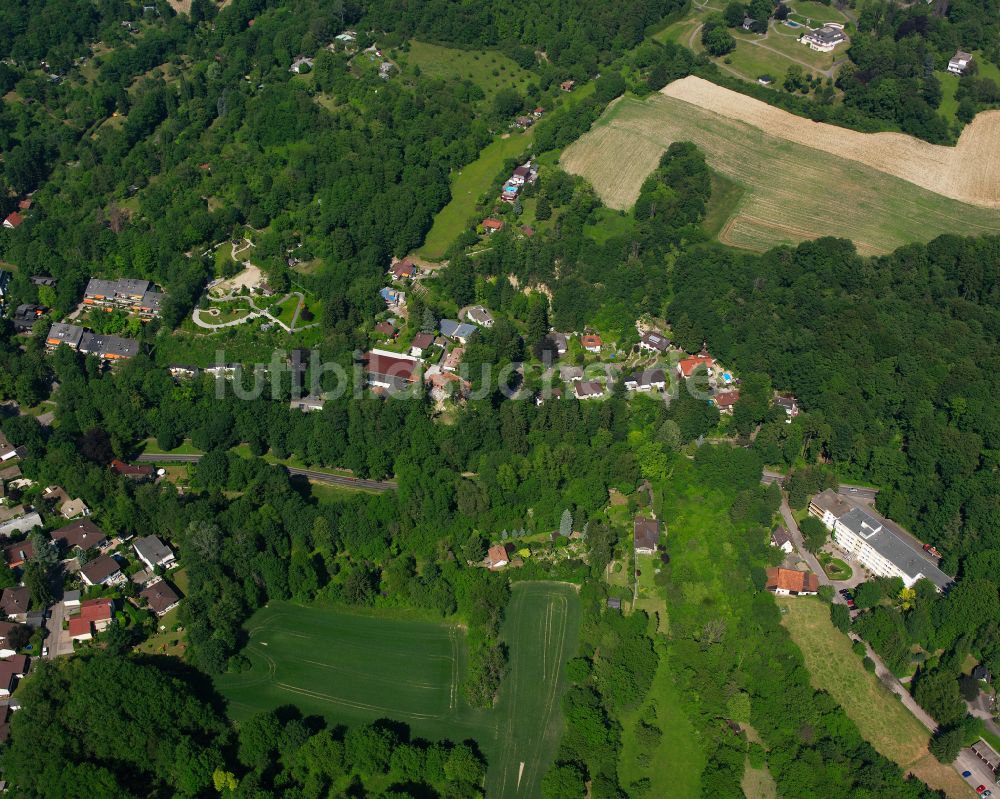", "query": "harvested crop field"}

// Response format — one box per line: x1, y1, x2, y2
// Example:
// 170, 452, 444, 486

561, 81, 1000, 254
663, 77, 1000, 207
